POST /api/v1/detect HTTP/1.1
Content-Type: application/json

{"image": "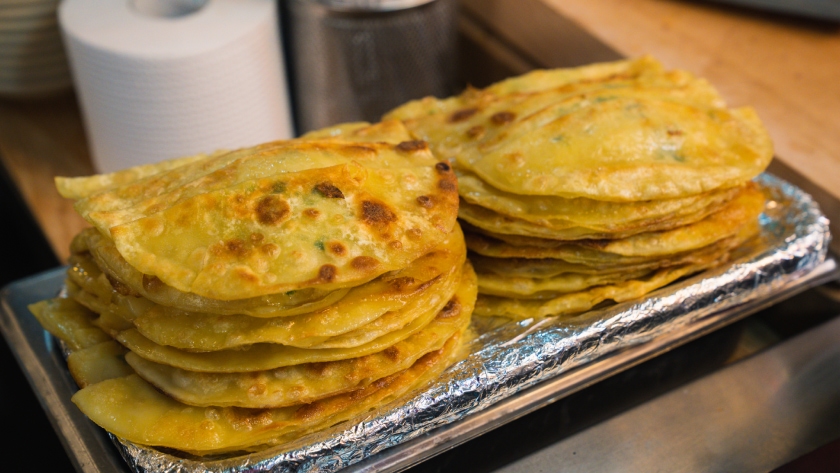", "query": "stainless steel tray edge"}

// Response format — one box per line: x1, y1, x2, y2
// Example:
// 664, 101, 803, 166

0, 268, 130, 473
347, 257, 840, 473
1, 258, 836, 473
